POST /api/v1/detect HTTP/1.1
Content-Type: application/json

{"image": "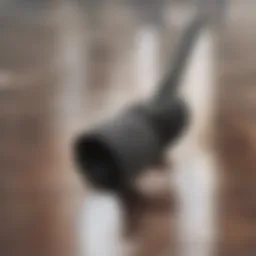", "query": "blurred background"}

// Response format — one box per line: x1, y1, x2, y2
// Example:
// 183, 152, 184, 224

1, 0, 256, 255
